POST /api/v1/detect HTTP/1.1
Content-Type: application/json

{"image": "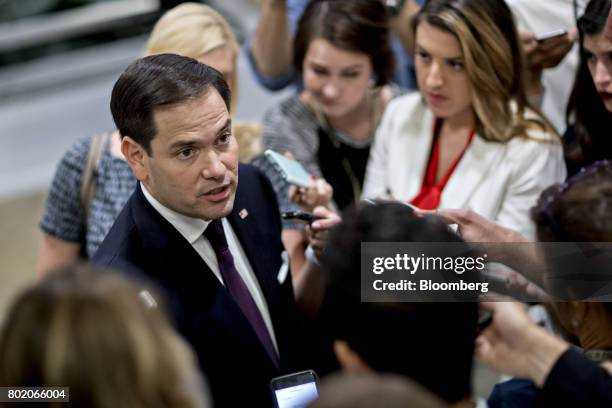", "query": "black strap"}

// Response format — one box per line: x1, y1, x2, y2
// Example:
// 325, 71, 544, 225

316, 126, 369, 210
